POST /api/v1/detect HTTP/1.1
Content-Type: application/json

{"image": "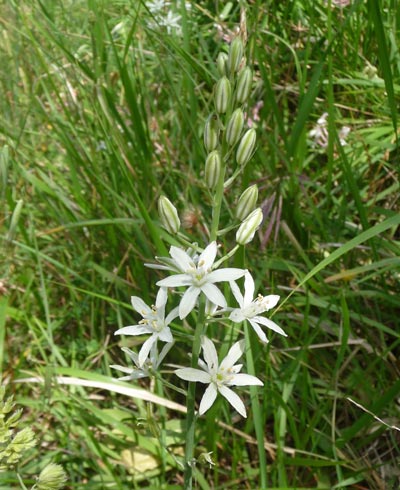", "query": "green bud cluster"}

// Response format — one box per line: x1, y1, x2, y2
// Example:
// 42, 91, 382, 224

201, 35, 261, 245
